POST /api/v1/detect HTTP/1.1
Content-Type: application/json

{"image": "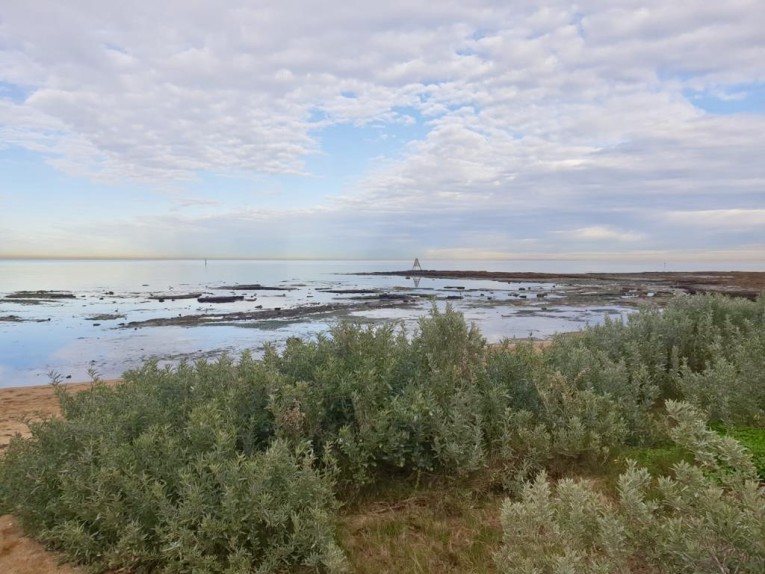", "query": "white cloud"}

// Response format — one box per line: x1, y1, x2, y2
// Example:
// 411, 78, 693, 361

170, 197, 222, 211
662, 209, 765, 228
424, 247, 765, 263
0, 1, 764, 259
558, 226, 644, 242
1, 1, 762, 179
